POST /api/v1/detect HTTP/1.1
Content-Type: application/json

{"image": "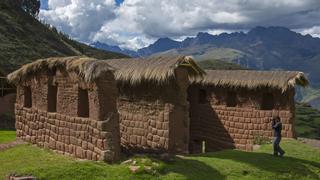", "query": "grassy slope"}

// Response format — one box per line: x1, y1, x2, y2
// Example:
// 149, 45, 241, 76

195, 47, 245, 62
295, 104, 320, 139
0, 140, 319, 179
299, 87, 320, 110
0, 130, 15, 143
0, 2, 127, 74
197, 59, 246, 70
